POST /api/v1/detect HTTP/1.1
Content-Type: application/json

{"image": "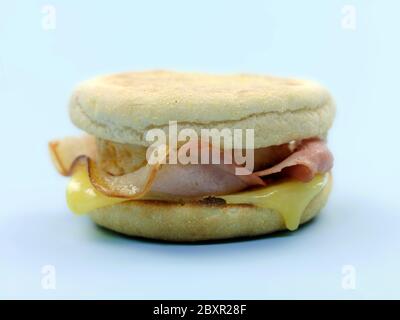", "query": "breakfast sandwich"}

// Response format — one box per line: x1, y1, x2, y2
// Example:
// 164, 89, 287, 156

49, 70, 335, 241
